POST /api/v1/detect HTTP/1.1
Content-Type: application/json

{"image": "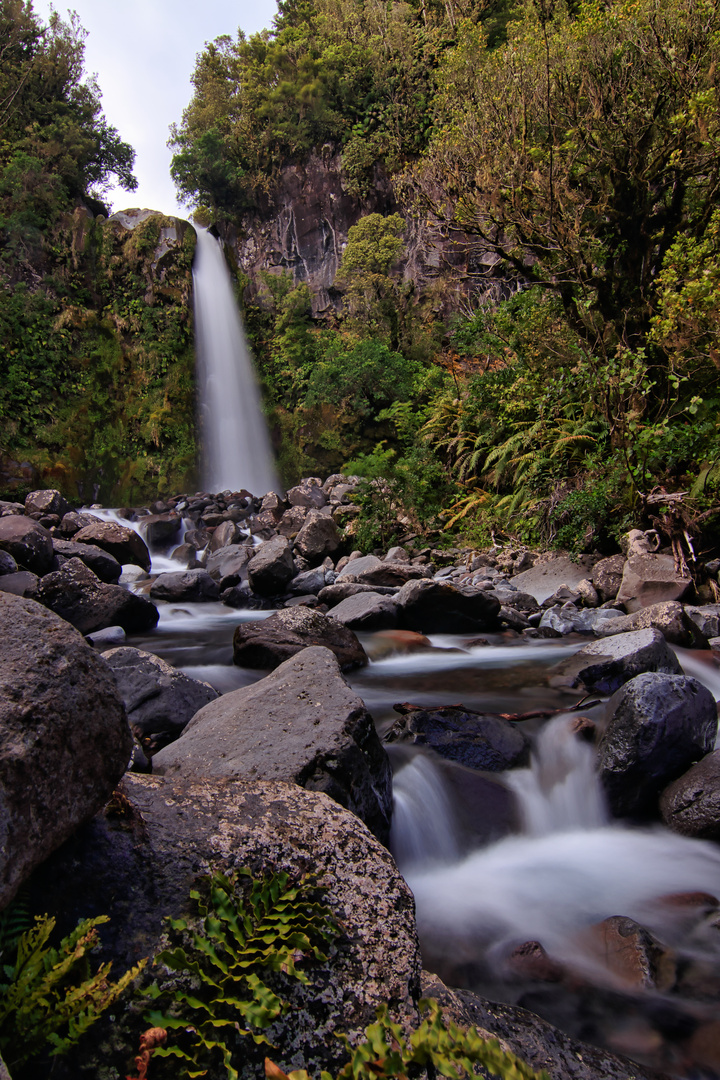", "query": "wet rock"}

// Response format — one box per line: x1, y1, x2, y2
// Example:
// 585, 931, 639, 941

154, 647, 391, 841
247, 534, 296, 595
86, 625, 126, 647
149, 568, 221, 603
539, 604, 625, 635
364, 629, 433, 660
0, 551, 17, 576
30, 774, 419, 1079
286, 566, 327, 596
684, 604, 720, 644
57, 510, 102, 537
548, 628, 682, 694
616, 552, 694, 612
592, 600, 692, 646
421, 971, 660, 1080
507, 941, 564, 983
385, 705, 530, 772
205, 543, 254, 589
0, 571, 38, 598
0, 515, 54, 574
585, 916, 676, 991
24, 488, 69, 518
102, 646, 219, 742
208, 519, 243, 552
287, 477, 328, 509
73, 520, 151, 571
660, 749, 720, 839
52, 538, 122, 583
0, 594, 131, 908
329, 591, 400, 631
138, 512, 183, 547
294, 509, 341, 565
396, 579, 501, 634
598, 672, 718, 818
36, 558, 159, 634
233, 607, 367, 671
